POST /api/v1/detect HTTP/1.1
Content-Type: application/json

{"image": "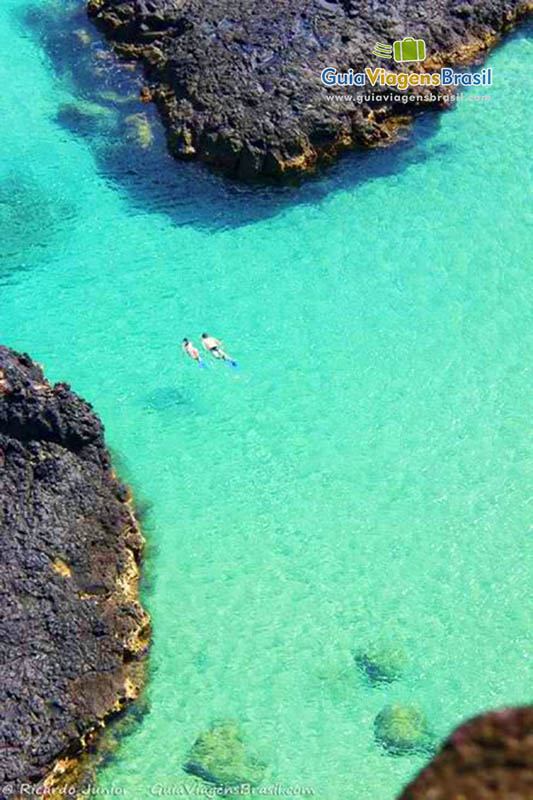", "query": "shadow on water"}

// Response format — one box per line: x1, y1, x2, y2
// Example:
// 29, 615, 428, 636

142, 385, 190, 413
22, 0, 526, 232
0, 171, 77, 286
107, 443, 158, 597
